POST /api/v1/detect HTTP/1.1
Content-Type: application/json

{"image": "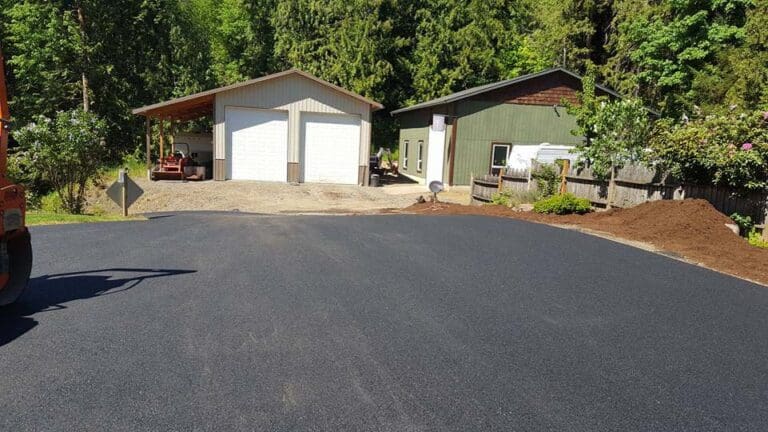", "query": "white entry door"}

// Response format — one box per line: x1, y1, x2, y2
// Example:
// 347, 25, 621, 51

226, 107, 288, 181
301, 113, 361, 184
